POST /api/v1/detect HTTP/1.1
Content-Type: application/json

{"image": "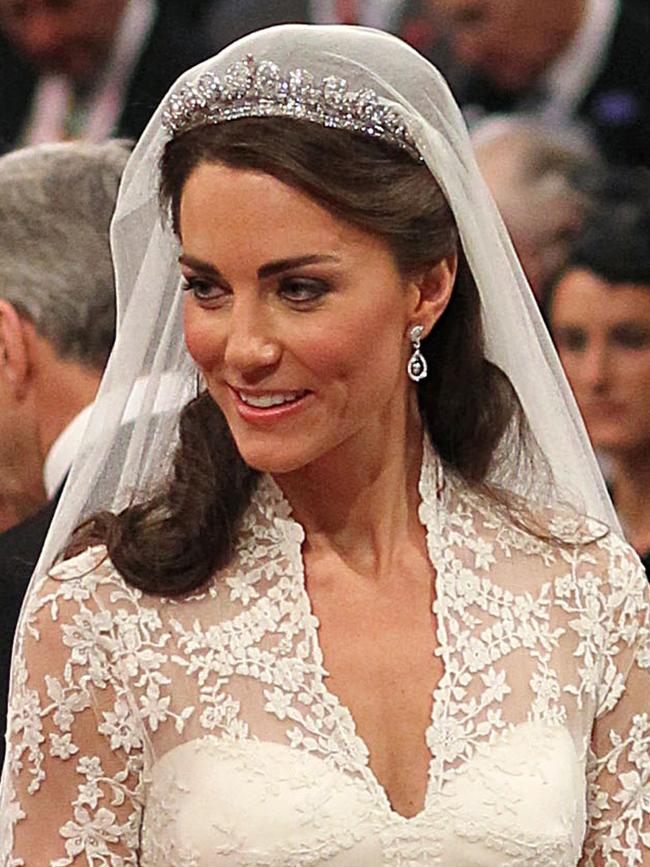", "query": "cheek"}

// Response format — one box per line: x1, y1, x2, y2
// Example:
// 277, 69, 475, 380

556, 350, 581, 385
617, 353, 650, 387
616, 355, 650, 418
183, 304, 225, 373
296, 309, 405, 385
